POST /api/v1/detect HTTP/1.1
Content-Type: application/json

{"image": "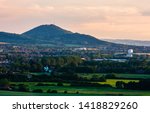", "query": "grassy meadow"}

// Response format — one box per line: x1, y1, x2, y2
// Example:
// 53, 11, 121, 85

1, 84, 150, 96
0, 73, 150, 96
